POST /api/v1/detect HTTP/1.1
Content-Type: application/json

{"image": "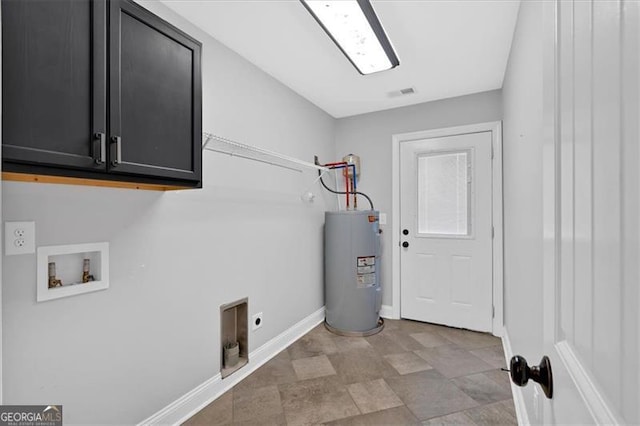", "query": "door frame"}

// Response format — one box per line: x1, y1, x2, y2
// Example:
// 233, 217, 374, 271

391, 121, 504, 336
